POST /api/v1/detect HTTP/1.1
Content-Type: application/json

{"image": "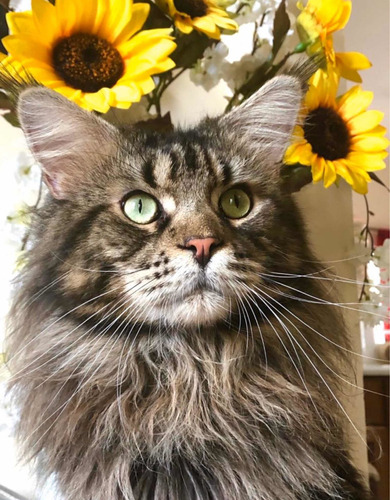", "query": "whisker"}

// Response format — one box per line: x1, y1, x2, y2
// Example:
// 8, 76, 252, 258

250, 287, 368, 447
254, 283, 389, 399
10, 277, 156, 381
7, 281, 127, 366
24, 271, 71, 307
259, 276, 388, 325
48, 251, 151, 276
264, 271, 390, 289
26, 279, 156, 448
242, 284, 324, 424
255, 280, 387, 363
